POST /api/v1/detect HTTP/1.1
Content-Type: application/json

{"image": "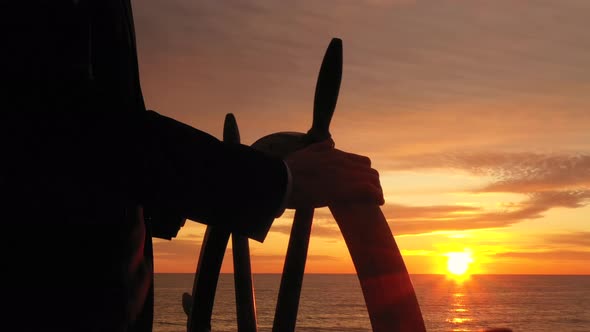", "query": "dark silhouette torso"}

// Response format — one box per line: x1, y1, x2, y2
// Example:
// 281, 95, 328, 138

2, 1, 288, 331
